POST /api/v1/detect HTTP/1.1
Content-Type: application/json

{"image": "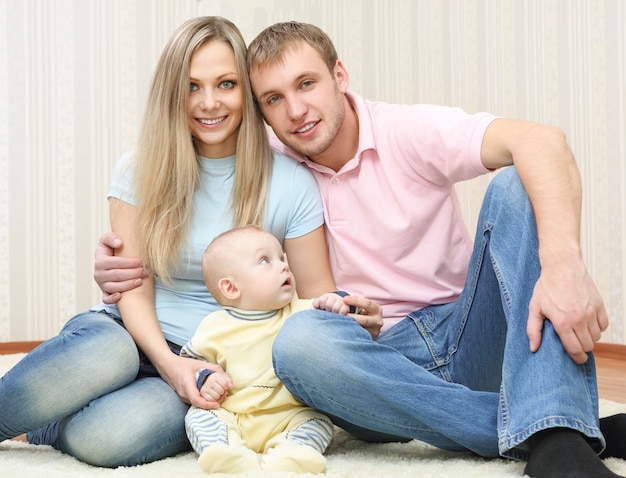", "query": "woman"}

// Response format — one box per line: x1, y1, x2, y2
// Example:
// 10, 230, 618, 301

0, 16, 335, 467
